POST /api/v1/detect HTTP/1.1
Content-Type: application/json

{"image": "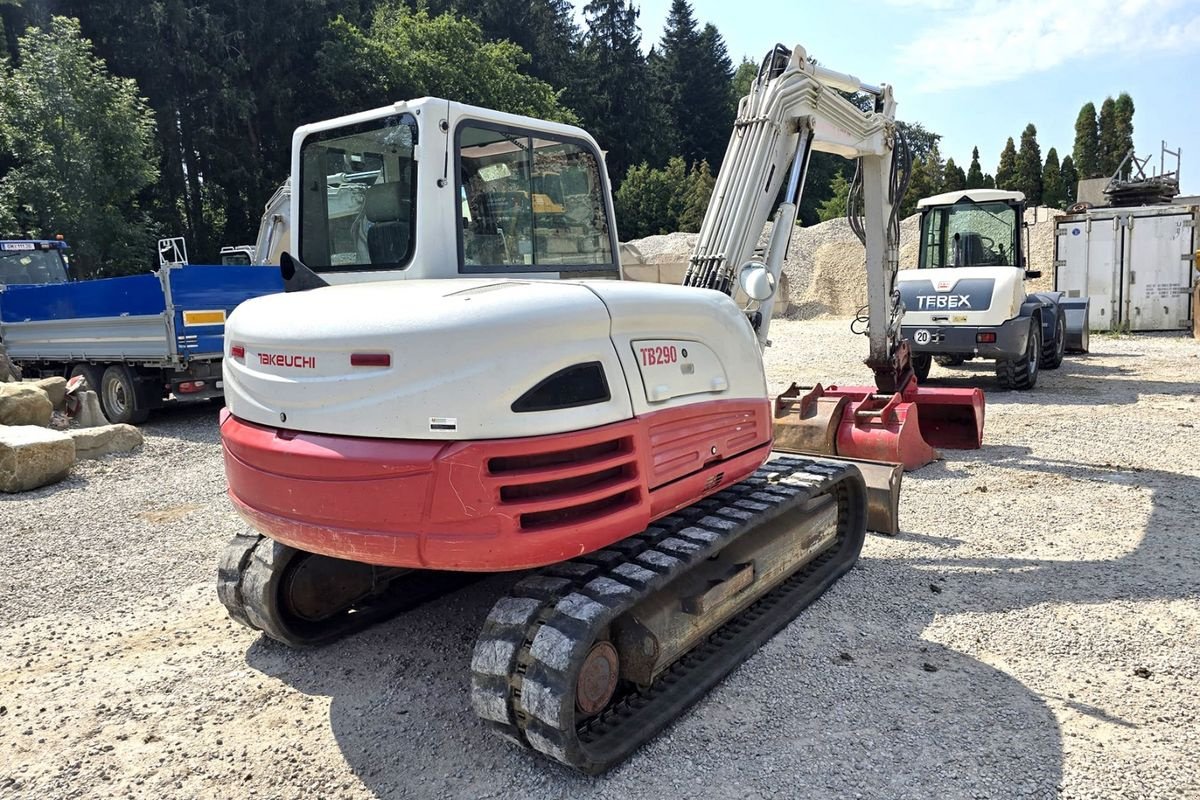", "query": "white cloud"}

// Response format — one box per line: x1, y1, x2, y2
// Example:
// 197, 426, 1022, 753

895, 0, 1200, 92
